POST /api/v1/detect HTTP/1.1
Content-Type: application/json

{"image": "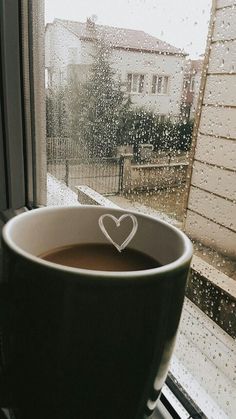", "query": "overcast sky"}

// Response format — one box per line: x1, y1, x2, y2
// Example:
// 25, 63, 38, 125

45, 0, 212, 58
